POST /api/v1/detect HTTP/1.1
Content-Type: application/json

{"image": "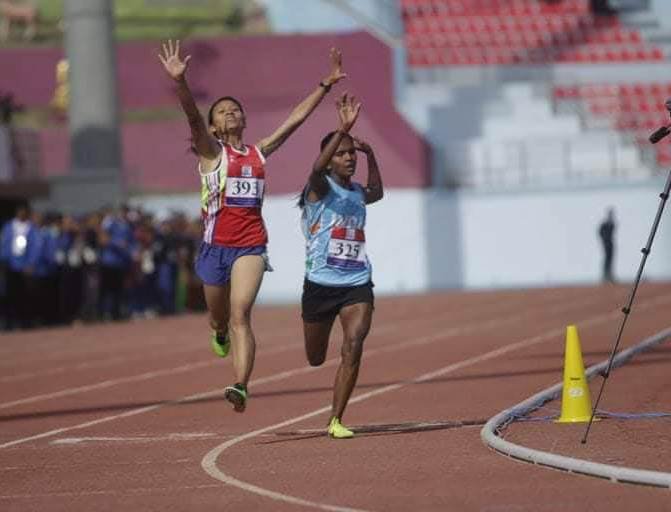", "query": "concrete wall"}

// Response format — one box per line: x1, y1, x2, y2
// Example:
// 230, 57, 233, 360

457, 181, 671, 288
258, 0, 401, 36
133, 178, 671, 302
258, 0, 360, 33
132, 188, 435, 303
1, 31, 429, 196
650, 0, 671, 22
